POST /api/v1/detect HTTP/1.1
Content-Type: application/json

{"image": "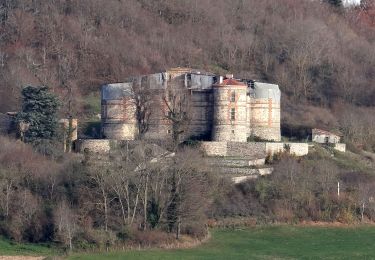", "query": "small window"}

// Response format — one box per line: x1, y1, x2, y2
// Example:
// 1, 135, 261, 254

230, 108, 236, 120
231, 130, 235, 134
231, 91, 236, 102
